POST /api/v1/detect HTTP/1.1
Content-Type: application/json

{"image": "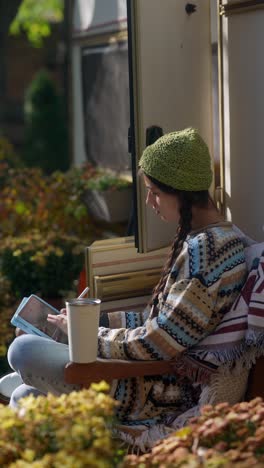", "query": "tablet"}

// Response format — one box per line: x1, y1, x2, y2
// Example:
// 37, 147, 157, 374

11, 295, 68, 343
